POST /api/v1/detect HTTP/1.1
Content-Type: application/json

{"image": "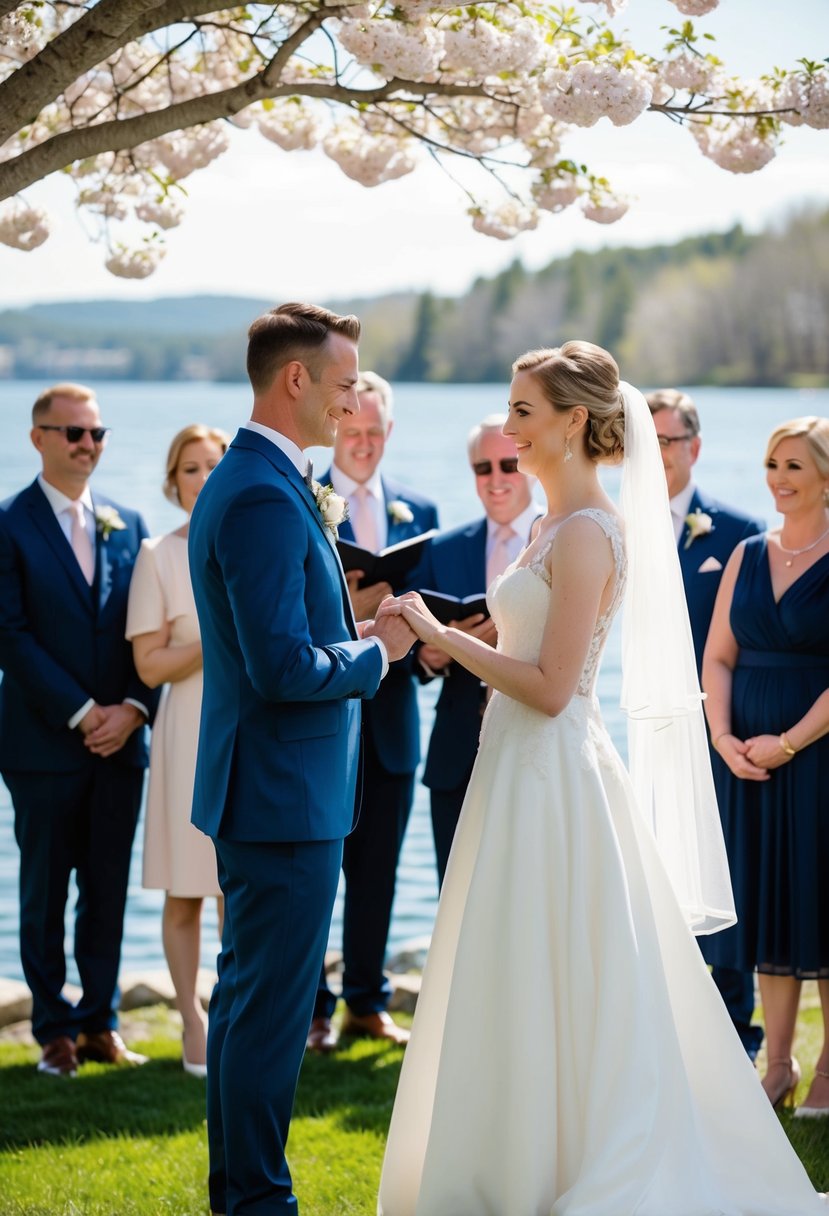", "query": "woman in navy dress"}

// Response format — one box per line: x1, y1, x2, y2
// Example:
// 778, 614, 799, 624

703, 415, 829, 1117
